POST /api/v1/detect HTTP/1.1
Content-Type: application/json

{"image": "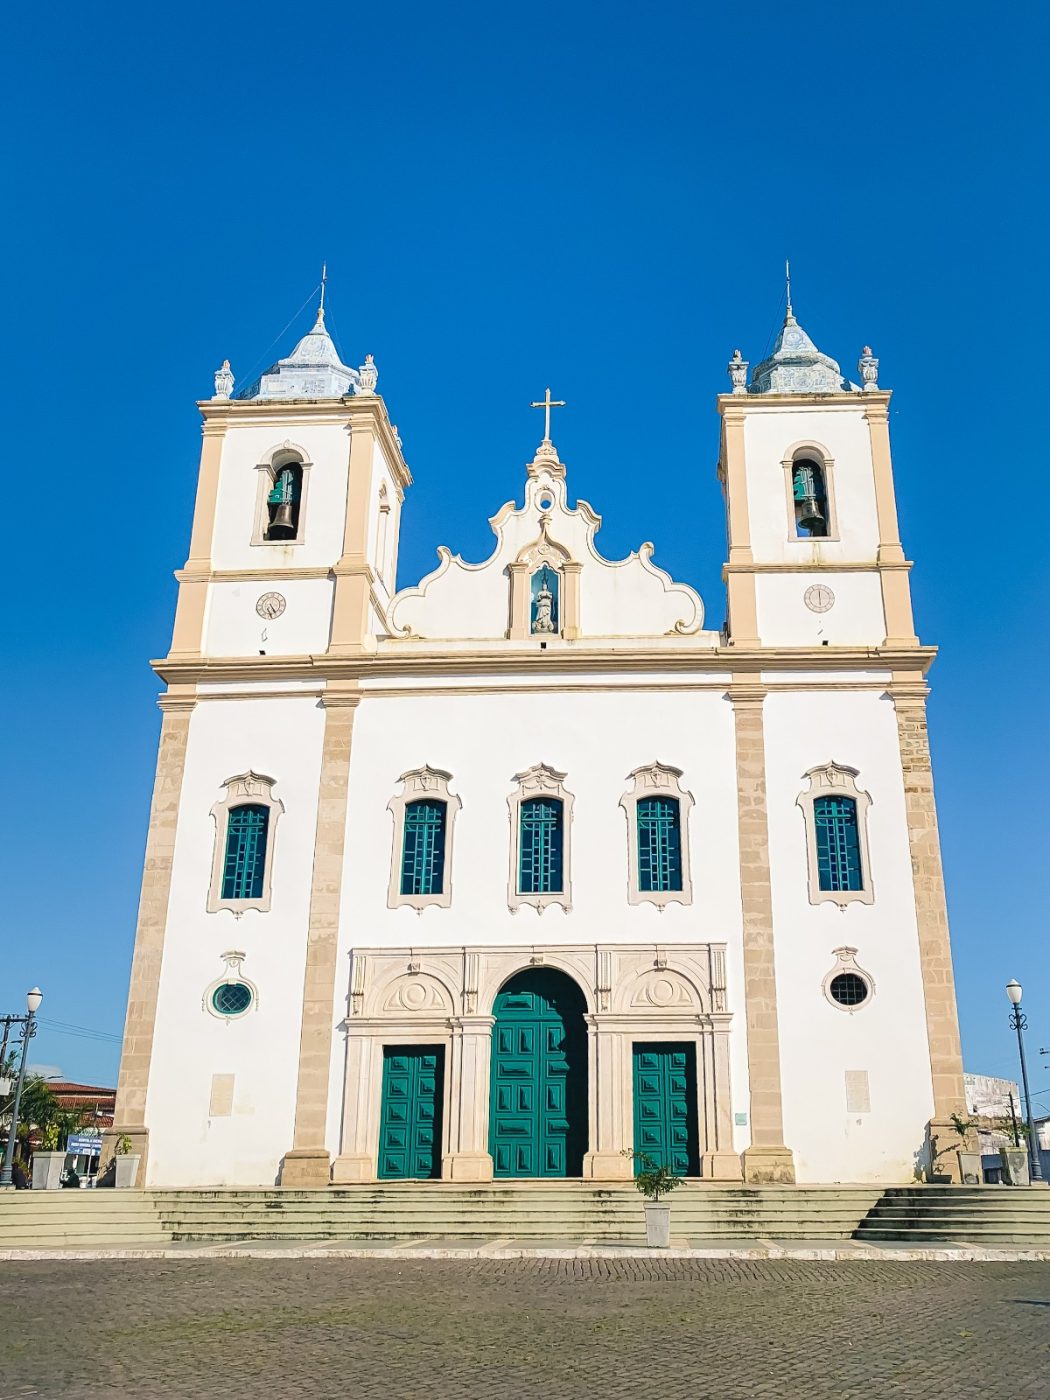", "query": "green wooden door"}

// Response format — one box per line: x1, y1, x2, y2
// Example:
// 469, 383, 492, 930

632, 1043, 699, 1176
377, 1046, 444, 1180
490, 969, 587, 1177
